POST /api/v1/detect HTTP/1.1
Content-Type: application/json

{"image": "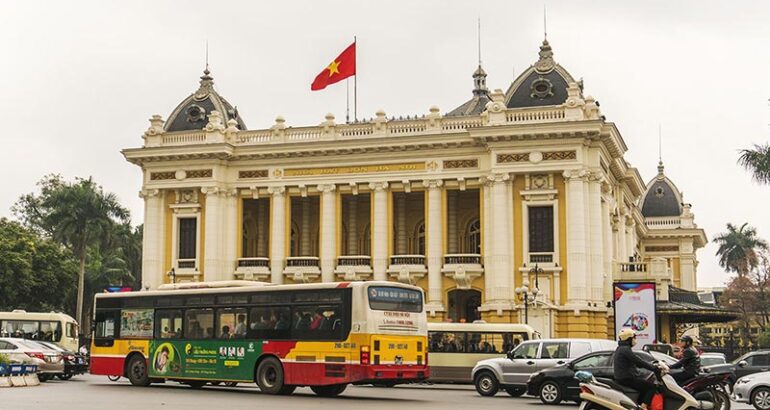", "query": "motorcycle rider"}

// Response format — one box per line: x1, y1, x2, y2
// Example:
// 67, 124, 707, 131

613, 328, 660, 410
669, 335, 700, 385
